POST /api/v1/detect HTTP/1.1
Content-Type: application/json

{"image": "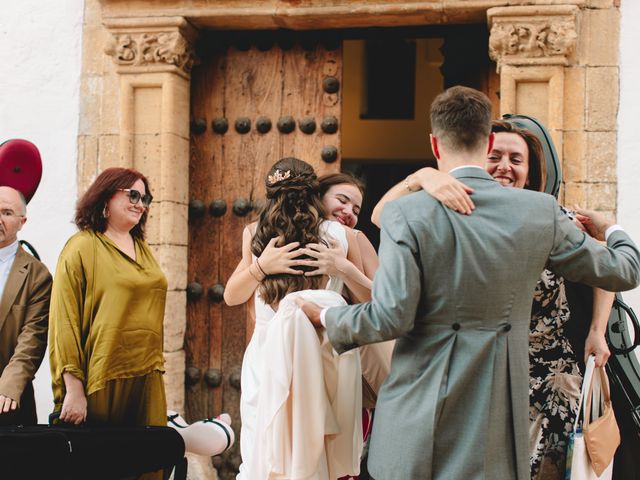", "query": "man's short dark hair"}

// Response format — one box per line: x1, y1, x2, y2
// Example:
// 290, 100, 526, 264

430, 86, 492, 152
